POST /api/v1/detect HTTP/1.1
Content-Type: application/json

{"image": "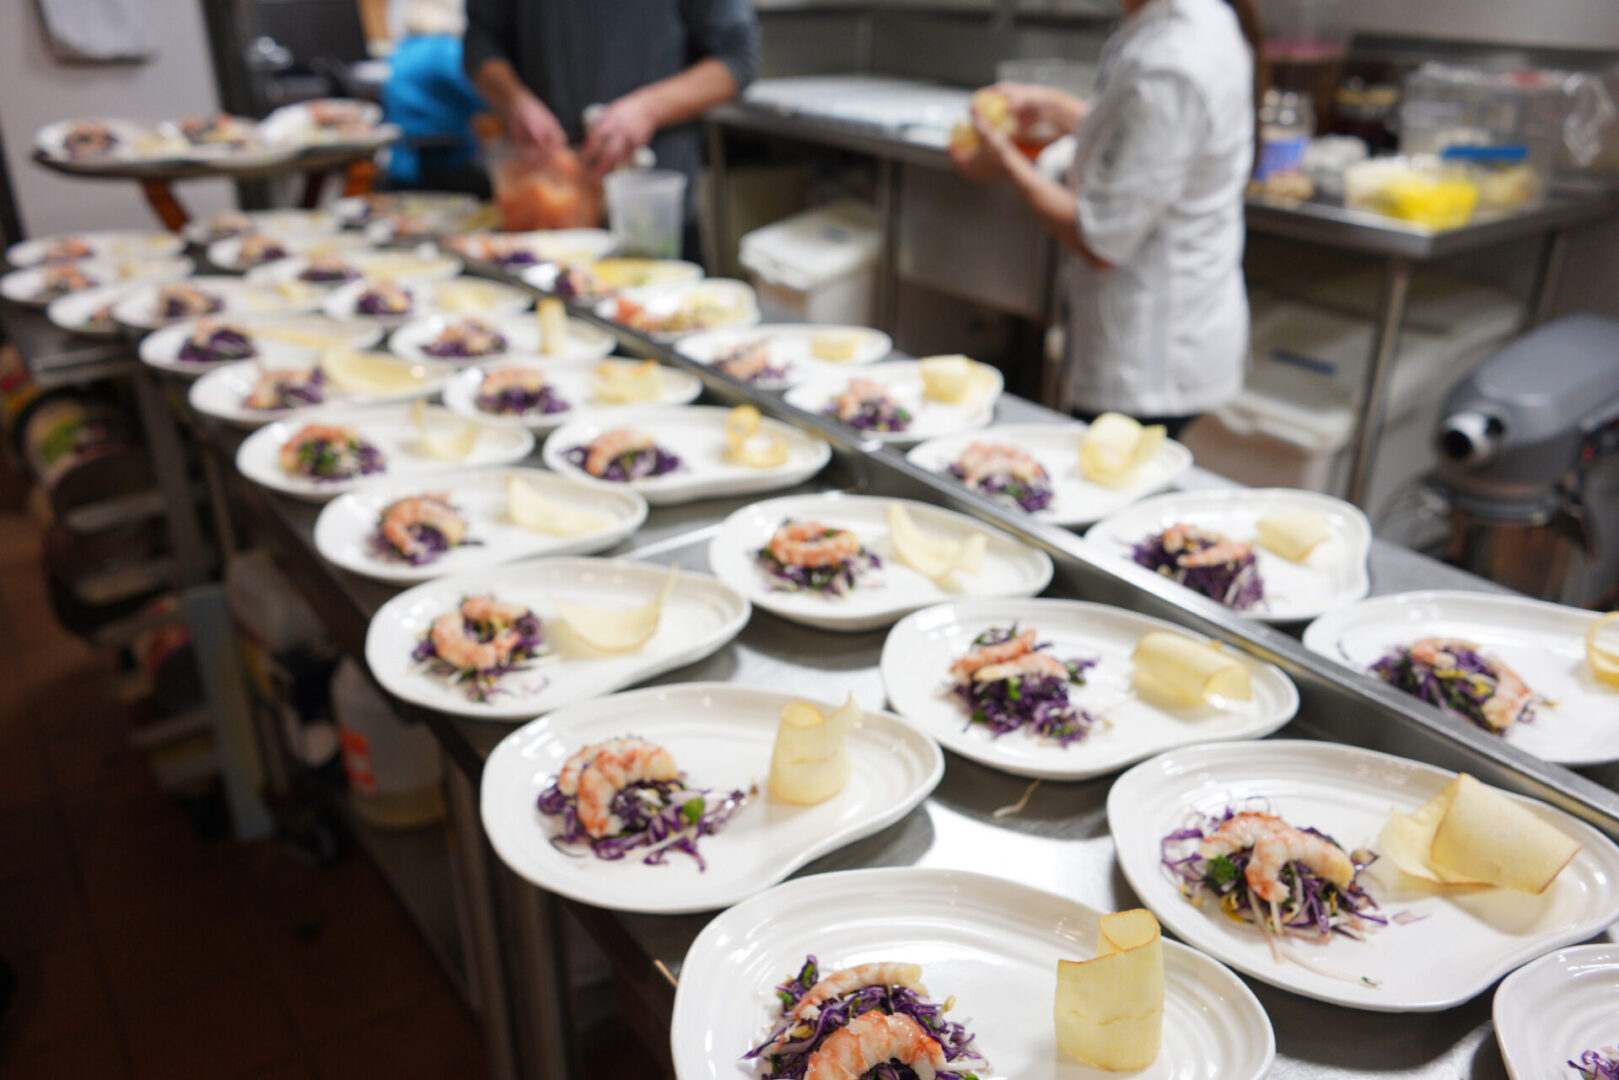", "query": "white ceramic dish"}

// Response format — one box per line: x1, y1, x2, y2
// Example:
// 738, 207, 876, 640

593, 278, 760, 341
1086, 487, 1373, 623
235, 402, 535, 503
114, 276, 324, 332
211, 232, 376, 276
1493, 944, 1619, 1080
259, 99, 393, 150
1109, 739, 1619, 1012
139, 314, 383, 377
180, 209, 339, 247
708, 492, 1054, 632
388, 311, 615, 366
1303, 590, 1619, 766
543, 406, 833, 505
674, 324, 894, 388
481, 684, 944, 913
313, 466, 646, 583
2, 256, 193, 309
523, 257, 703, 299
187, 355, 452, 428
44, 283, 144, 338
785, 360, 1003, 447
154, 116, 301, 170
7, 230, 184, 268
881, 598, 1299, 780
443, 360, 702, 433
364, 558, 750, 721
671, 866, 1276, 1080
906, 422, 1194, 528
321, 277, 532, 326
